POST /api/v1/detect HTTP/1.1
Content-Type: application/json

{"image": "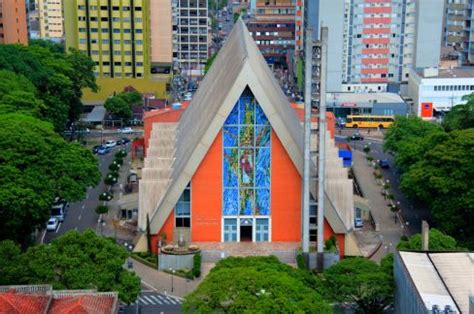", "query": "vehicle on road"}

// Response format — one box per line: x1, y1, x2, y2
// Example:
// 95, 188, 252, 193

97, 145, 111, 155
51, 198, 68, 222
117, 137, 131, 145
105, 140, 117, 148
350, 132, 364, 141
92, 145, 101, 154
379, 159, 390, 169
183, 92, 193, 101
46, 218, 59, 231
354, 217, 364, 228
345, 115, 394, 129
118, 127, 134, 134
